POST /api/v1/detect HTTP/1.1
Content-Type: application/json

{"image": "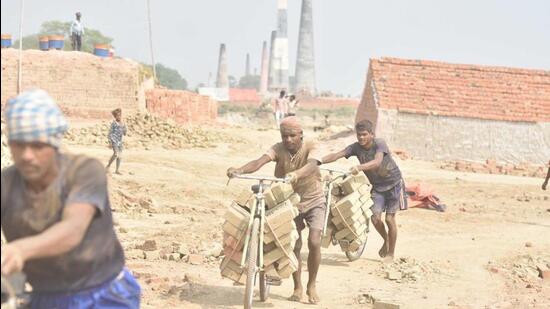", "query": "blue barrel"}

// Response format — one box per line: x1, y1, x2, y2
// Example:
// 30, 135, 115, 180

48, 35, 64, 50
94, 44, 110, 57
1, 34, 12, 48
39, 36, 49, 50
